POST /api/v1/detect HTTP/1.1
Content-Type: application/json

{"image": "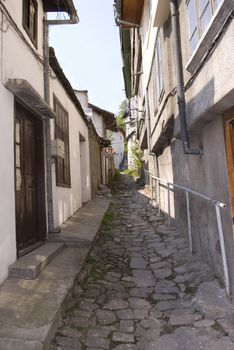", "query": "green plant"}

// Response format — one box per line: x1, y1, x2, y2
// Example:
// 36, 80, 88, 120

114, 170, 121, 179
123, 168, 138, 178
115, 100, 126, 131
102, 210, 114, 225
131, 143, 144, 176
